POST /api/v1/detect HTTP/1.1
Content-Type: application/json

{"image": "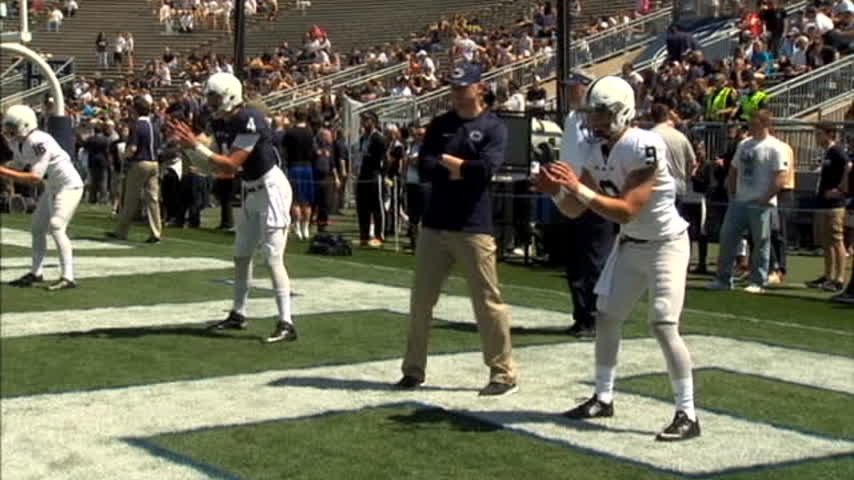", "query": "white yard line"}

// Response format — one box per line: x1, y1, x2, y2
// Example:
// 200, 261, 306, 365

1, 227, 133, 250
0, 256, 232, 283
10, 221, 850, 337
2, 337, 853, 480
1, 277, 568, 338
